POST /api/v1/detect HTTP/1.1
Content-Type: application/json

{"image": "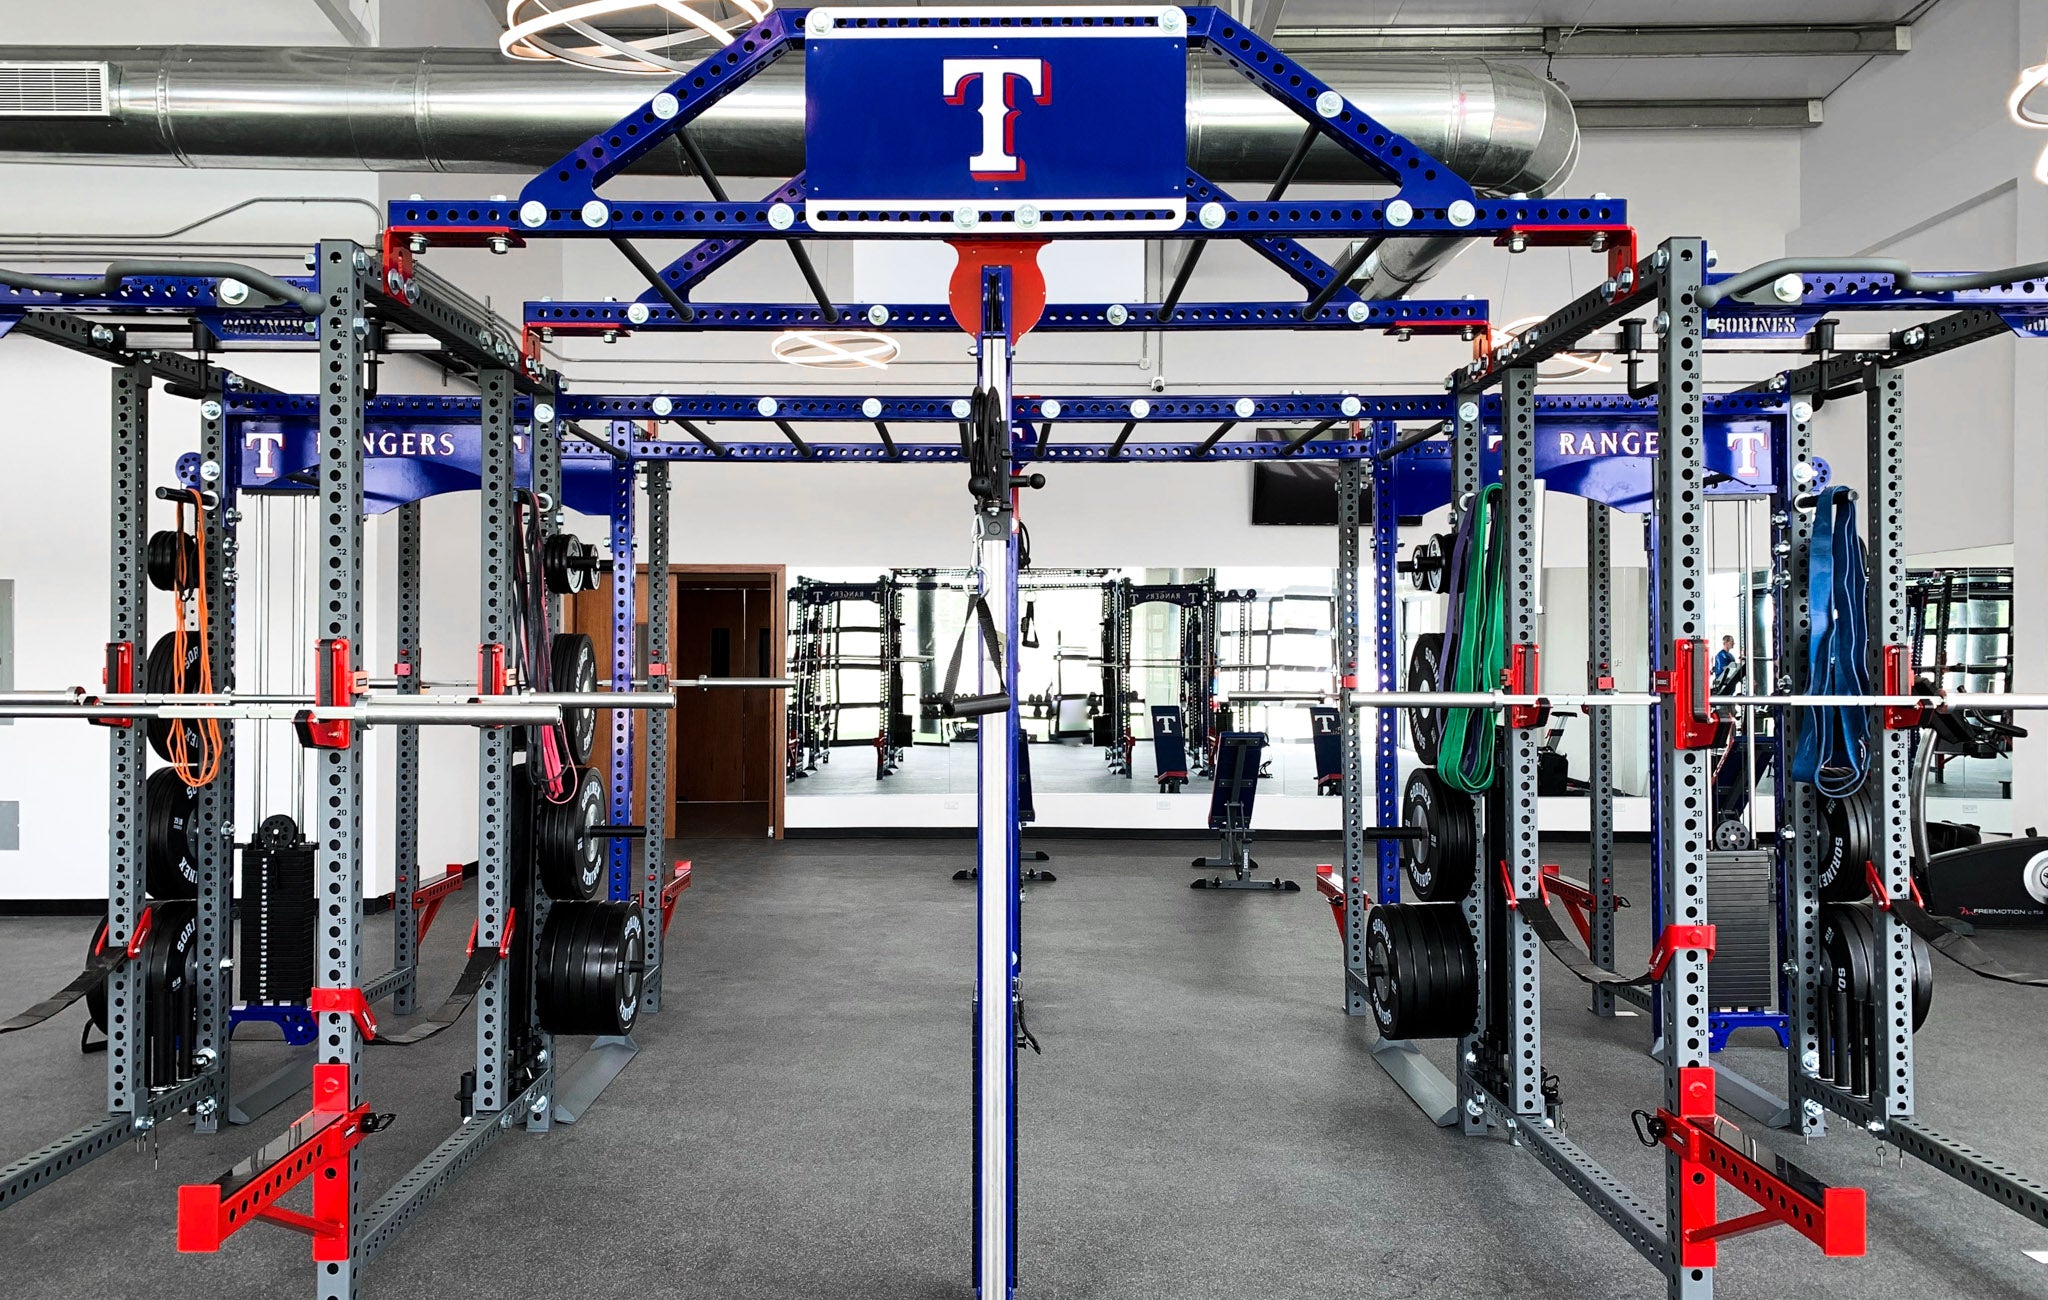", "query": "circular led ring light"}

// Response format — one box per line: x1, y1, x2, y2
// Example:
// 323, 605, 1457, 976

2010, 55, 2048, 183
771, 330, 901, 371
501, 0, 772, 75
